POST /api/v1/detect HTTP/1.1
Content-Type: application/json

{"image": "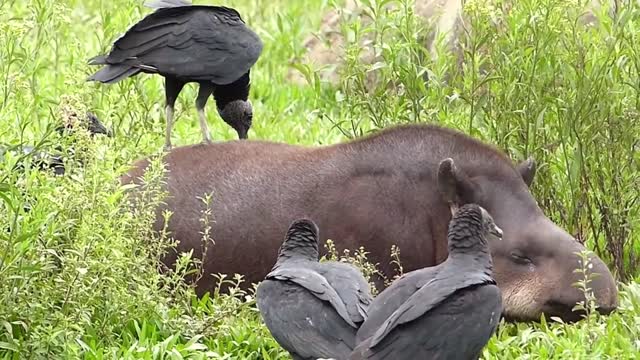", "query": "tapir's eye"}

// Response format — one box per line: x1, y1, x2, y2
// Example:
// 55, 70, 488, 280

510, 252, 533, 265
